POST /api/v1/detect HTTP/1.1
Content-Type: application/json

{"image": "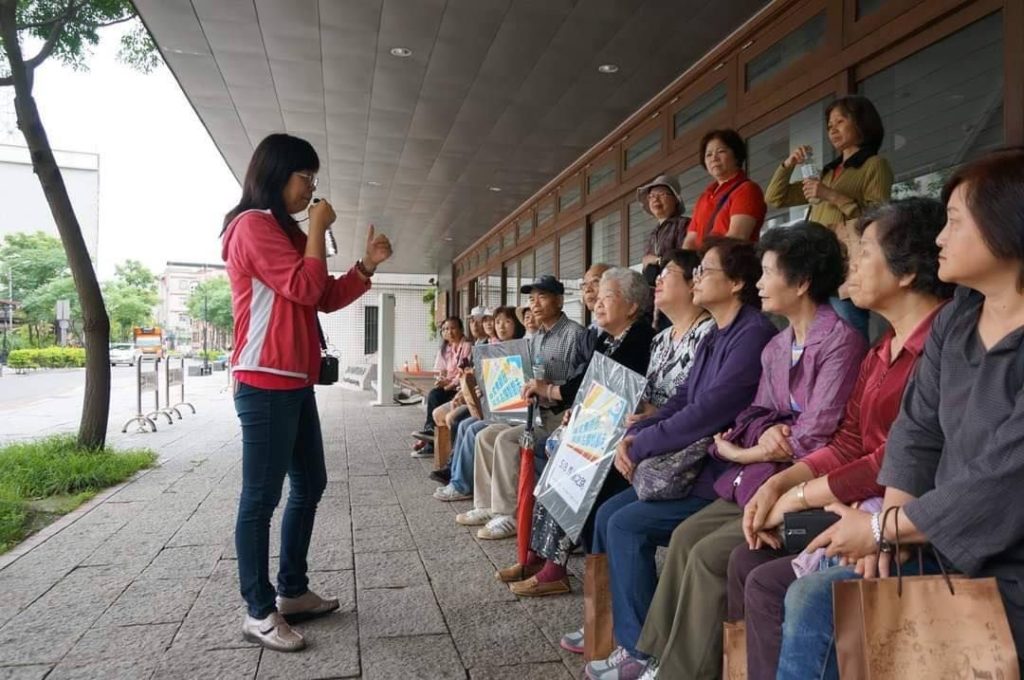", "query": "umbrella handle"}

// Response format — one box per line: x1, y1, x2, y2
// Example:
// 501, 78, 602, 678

525, 395, 539, 432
